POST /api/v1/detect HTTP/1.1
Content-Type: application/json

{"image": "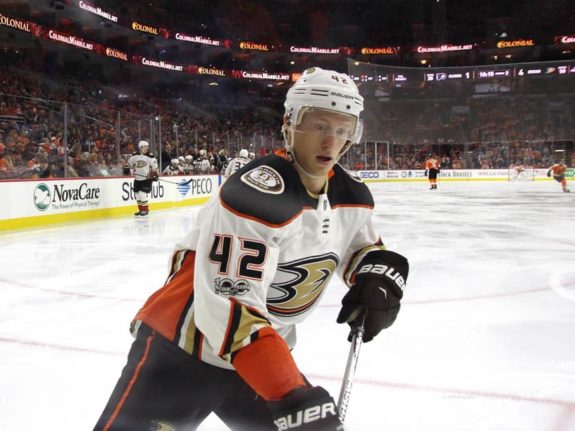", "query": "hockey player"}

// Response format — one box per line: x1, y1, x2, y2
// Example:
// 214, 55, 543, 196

547, 161, 570, 192
224, 148, 251, 178
95, 67, 409, 431
128, 140, 158, 216
425, 154, 441, 189
162, 158, 181, 176
195, 149, 211, 174
184, 154, 194, 174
